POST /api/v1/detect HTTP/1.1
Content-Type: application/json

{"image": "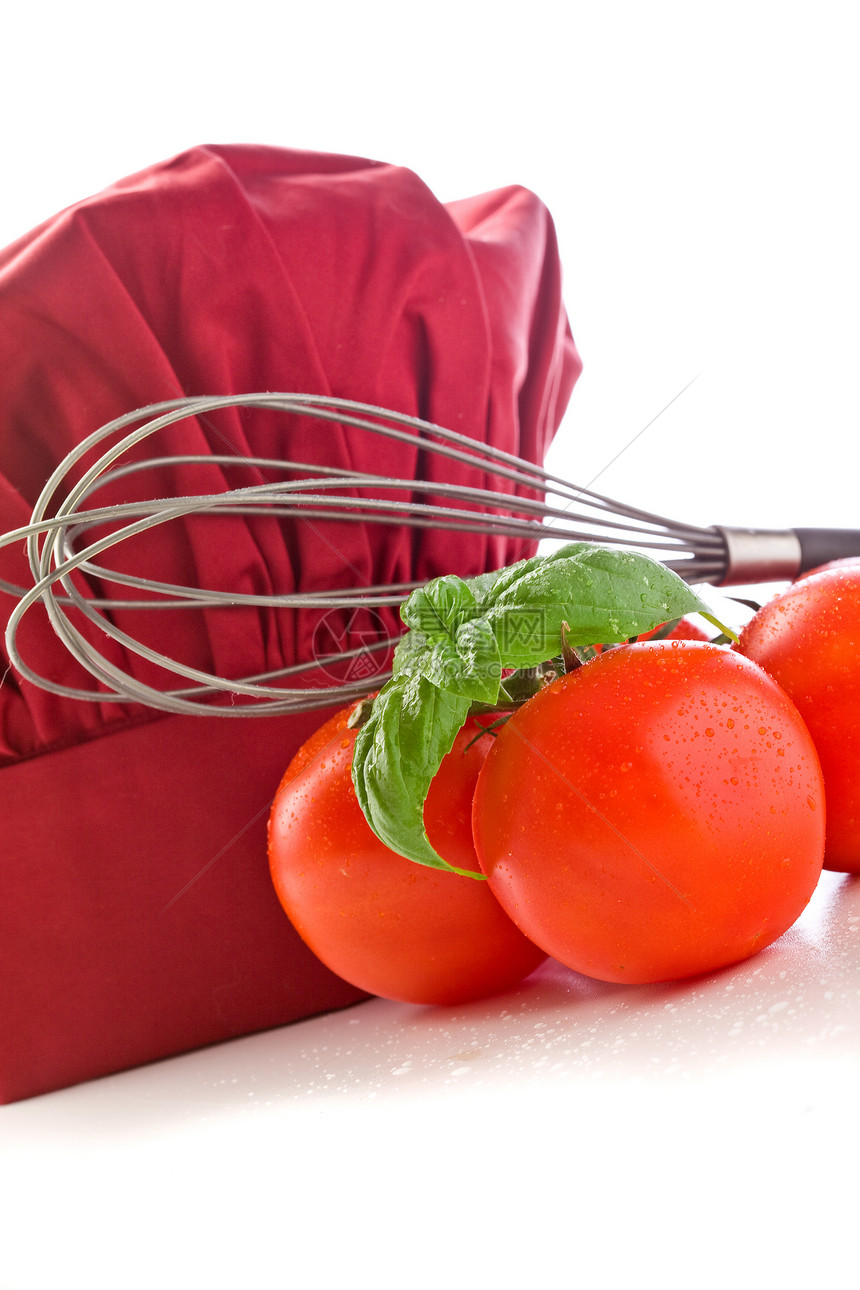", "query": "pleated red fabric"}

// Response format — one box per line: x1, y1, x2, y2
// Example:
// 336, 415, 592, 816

0, 144, 581, 1102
